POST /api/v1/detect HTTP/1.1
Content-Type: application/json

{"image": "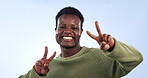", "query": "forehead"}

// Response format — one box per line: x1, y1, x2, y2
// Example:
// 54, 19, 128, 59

58, 14, 80, 23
